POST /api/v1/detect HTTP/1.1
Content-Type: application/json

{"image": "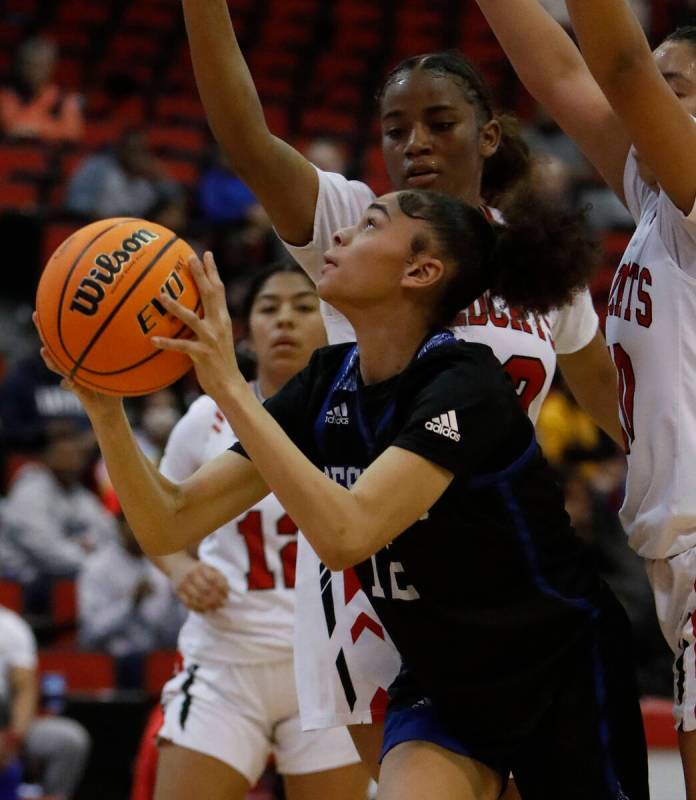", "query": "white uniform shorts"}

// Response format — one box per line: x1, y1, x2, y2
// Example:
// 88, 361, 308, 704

646, 547, 696, 731
158, 657, 360, 785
